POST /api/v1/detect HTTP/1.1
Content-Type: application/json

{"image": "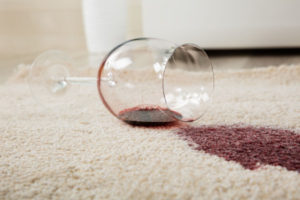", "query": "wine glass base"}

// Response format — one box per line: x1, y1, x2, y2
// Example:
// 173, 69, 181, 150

28, 50, 73, 107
